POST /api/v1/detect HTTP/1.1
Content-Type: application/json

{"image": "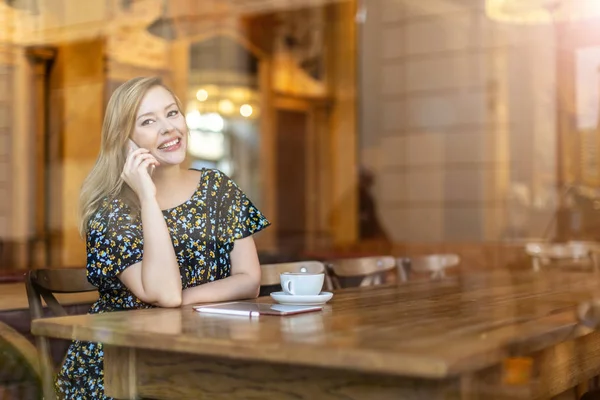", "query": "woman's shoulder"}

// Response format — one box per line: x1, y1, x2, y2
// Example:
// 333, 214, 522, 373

197, 168, 237, 189
199, 168, 227, 182
88, 197, 133, 232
